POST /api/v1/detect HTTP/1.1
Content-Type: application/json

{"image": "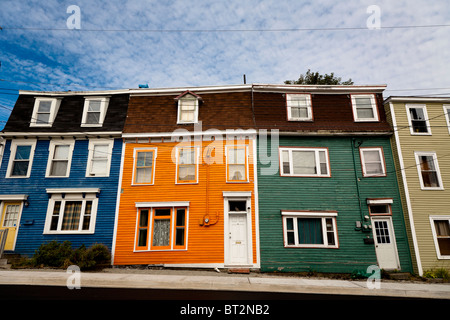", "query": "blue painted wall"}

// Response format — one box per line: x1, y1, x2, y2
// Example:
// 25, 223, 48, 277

0, 138, 122, 256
